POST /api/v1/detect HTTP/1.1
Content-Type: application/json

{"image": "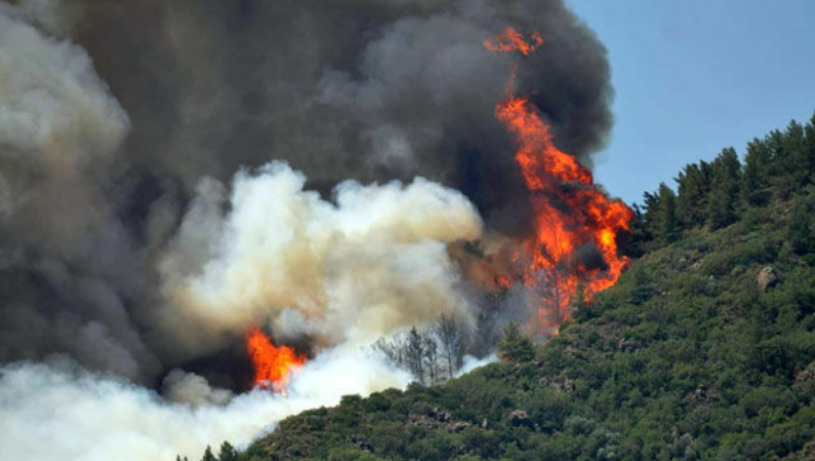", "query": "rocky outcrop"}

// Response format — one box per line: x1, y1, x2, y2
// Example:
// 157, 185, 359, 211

757, 266, 780, 291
